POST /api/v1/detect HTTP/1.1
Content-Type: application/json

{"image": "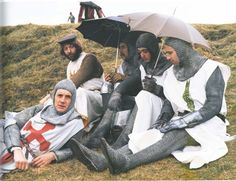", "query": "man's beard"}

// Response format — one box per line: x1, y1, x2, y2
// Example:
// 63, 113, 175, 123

66, 45, 82, 61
